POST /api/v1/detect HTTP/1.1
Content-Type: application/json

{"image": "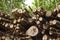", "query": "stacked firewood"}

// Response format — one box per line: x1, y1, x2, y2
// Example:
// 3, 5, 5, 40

0, 5, 60, 40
